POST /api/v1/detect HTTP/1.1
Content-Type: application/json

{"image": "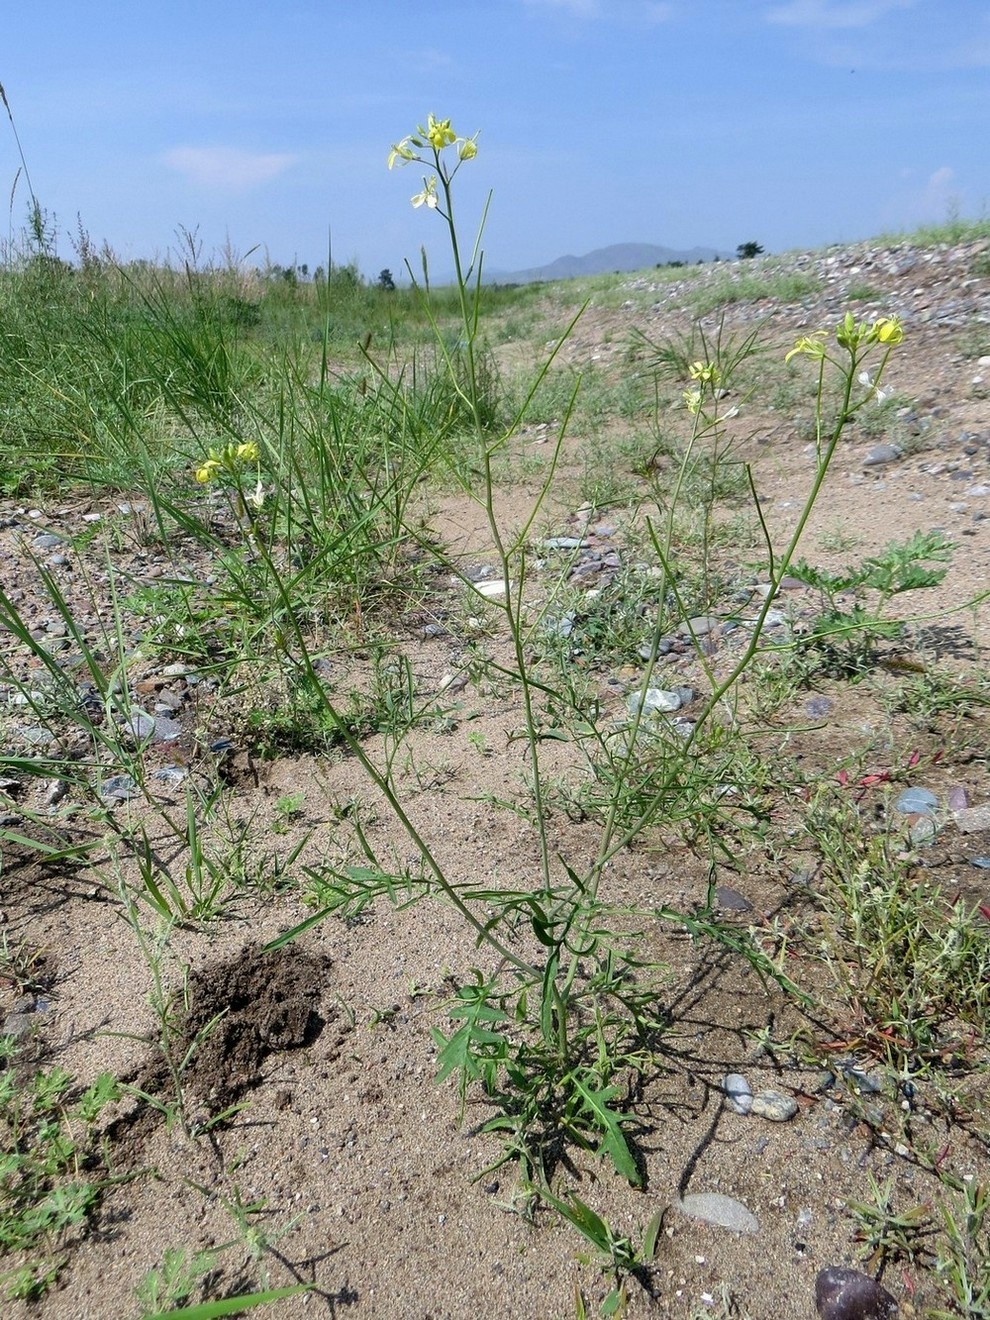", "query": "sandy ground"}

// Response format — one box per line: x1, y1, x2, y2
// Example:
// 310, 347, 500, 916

2, 235, 990, 1318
